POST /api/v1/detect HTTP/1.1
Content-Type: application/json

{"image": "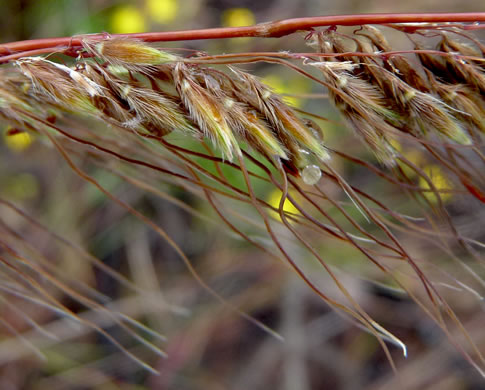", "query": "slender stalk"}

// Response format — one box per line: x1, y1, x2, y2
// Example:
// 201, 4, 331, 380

1, 13, 484, 62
